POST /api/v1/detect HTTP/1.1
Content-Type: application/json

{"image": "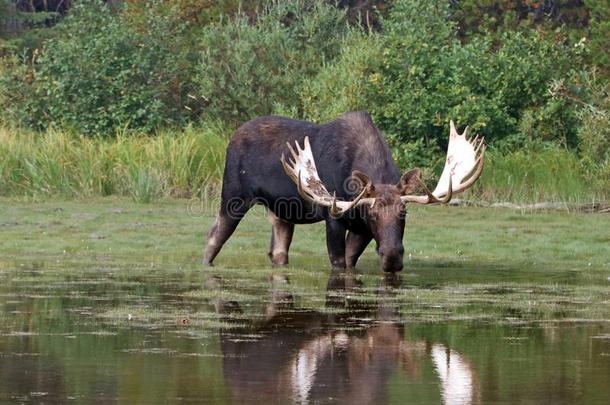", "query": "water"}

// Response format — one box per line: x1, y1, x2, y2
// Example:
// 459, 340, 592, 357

1, 263, 609, 404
